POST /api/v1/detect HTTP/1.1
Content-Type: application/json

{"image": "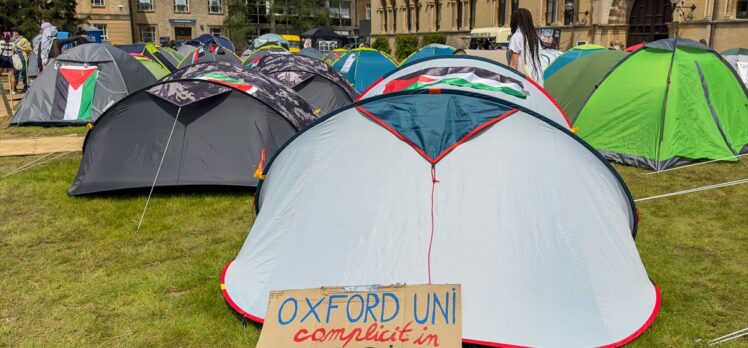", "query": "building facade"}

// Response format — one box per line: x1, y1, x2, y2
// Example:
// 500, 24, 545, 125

77, 0, 134, 44
130, 0, 229, 44
370, 0, 748, 52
